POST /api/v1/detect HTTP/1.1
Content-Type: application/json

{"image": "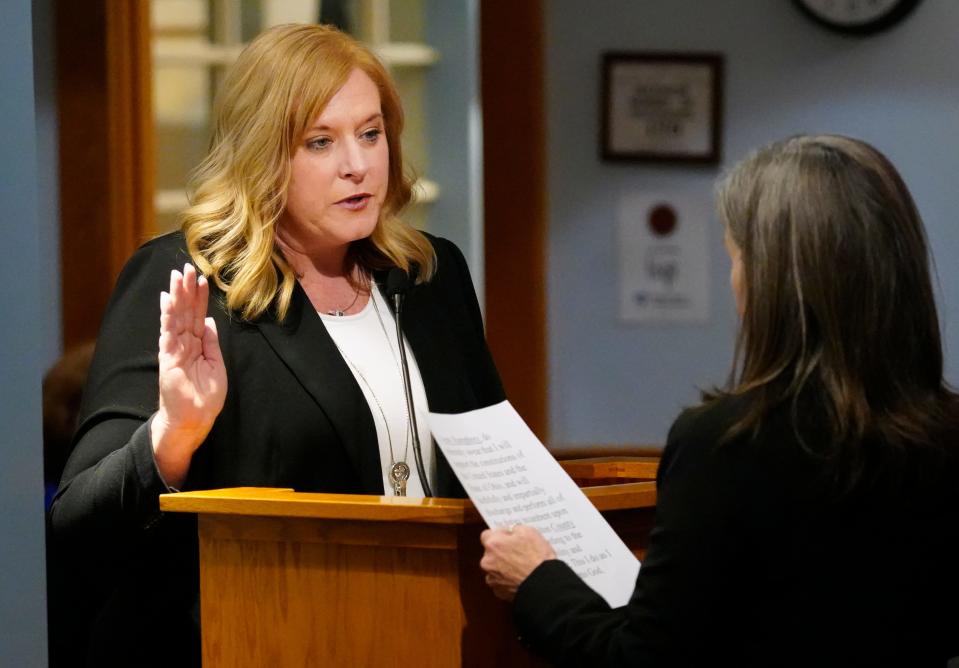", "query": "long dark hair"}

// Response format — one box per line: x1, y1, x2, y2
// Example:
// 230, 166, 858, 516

710, 134, 957, 485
